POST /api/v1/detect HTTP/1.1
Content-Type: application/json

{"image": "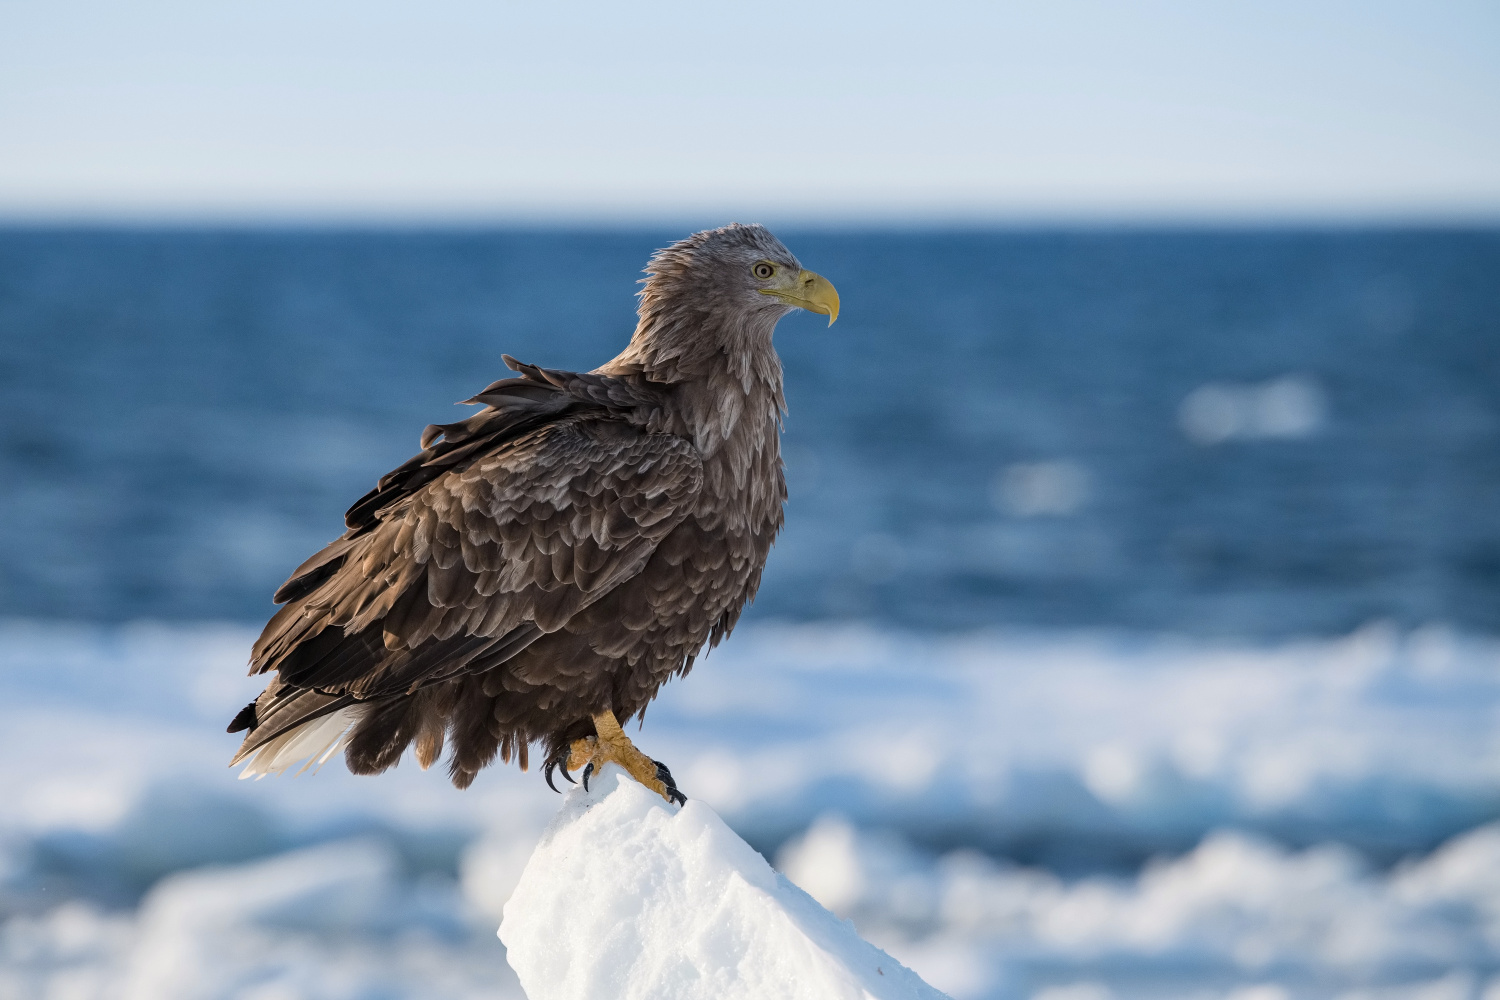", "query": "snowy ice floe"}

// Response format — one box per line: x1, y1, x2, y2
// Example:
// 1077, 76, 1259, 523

7, 619, 1500, 997
500, 764, 949, 1000
2, 837, 525, 1000
11, 817, 1500, 999
779, 816, 1500, 1000
649, 621, 1500, 862
8, 618, 1500, 866
119, 837, 520, 1000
